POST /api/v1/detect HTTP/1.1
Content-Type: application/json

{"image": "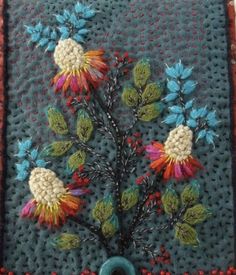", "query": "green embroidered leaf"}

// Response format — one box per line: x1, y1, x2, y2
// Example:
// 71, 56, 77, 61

42, 141, 73, 157
92, 196, 114, 223
175, 222, 199, 246
142, 82, 162, 104
47, 107, 68, 135
133, 59, 151, 88
51, 233, 80, 250
162, 187, 179, 215
137, 102, 164, 122
121, 87, 140, 107
67, 150, 86, 173
181, 180, 200, 207
101, 214, 119, 238
121, 185, 139, 211
183, 204, 211, 225
76, 110, 93, 143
